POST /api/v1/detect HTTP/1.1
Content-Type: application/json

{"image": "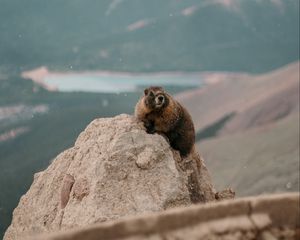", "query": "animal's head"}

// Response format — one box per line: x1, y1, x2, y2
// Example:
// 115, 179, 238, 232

143, 86, 169, 111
